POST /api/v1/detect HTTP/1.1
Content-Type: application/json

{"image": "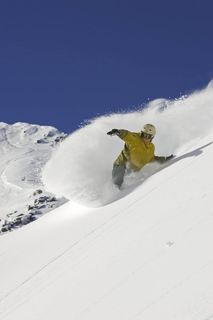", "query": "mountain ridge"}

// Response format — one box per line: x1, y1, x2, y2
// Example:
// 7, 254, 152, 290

0, 122, 67, 233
